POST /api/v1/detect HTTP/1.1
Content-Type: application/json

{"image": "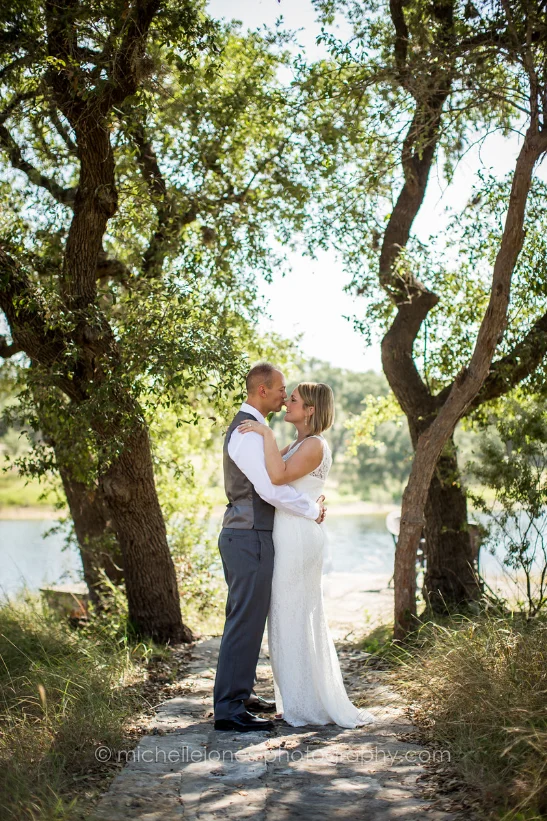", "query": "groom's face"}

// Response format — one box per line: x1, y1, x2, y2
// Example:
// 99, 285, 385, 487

263, 370, 287, 413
